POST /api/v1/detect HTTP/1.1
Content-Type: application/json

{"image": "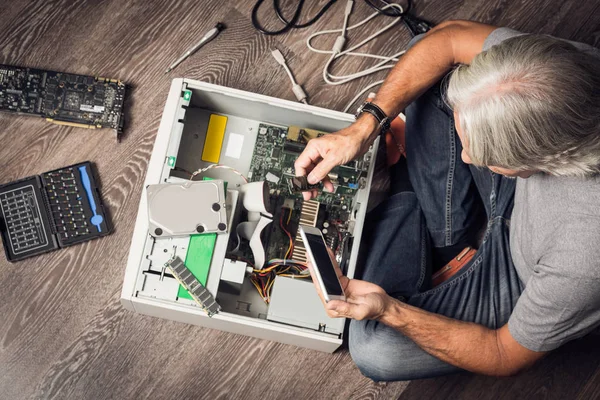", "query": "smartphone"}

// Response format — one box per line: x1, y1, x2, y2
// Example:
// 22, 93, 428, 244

298, 225, 346, 302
